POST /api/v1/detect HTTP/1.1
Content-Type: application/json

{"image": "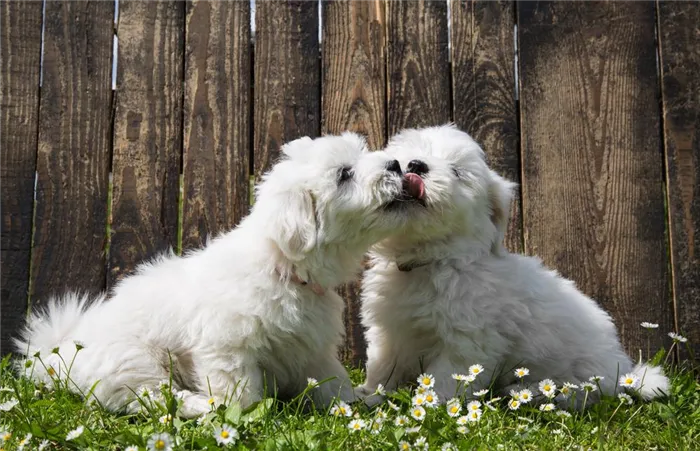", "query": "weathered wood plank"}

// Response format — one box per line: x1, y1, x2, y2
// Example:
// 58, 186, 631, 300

322, 0, 386, 365
0, 1, 43, 355
183, 0, 251, 250
450, 0, 521, 253
518, 2, 672, 355
253, 0, 320, 180
387, 0, 450, 134
31, 0, 113, 307
110, 1, 184, 284
658, 1, 700, 357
